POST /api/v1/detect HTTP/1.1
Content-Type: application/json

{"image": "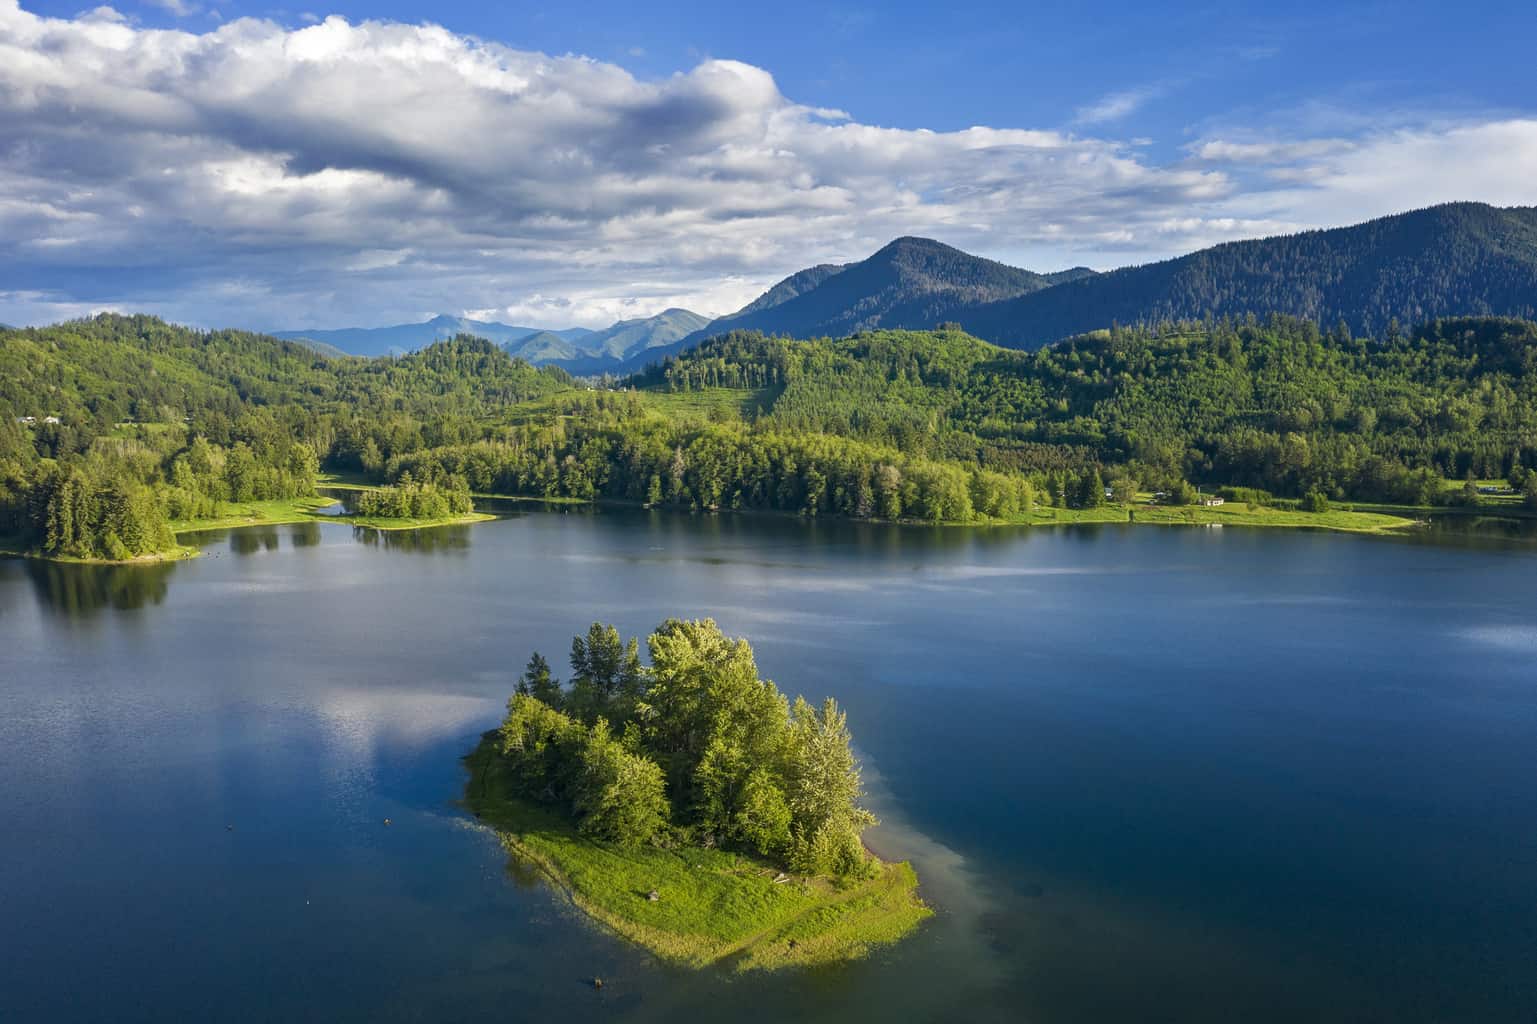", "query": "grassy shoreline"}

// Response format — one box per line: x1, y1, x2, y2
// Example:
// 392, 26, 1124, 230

463, 735, 930, 972
171, 495, 495, 535
406, 482, 1423, 536
2, 493, 498, 565
1021, 500, 1418, 535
